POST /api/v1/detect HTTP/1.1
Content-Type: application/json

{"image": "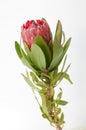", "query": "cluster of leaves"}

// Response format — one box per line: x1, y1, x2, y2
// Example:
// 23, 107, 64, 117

15, 20, 72, 130
20, 69, 70, 128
